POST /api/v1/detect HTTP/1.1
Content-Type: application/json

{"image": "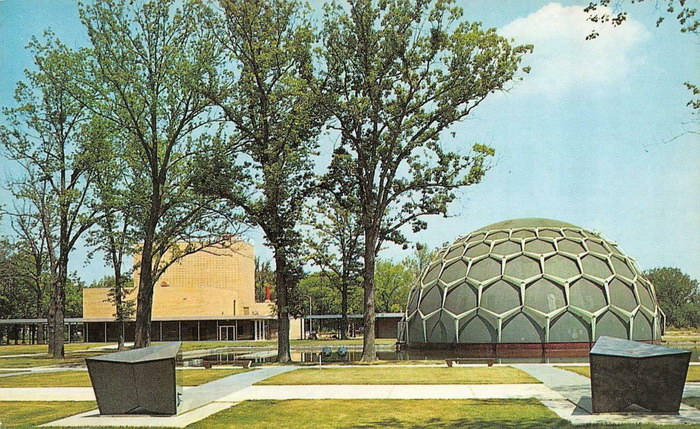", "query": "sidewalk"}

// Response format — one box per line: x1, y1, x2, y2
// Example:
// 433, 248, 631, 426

513, 363, 700, 425
217, 383, 562, 401
42, 366, 299, 428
